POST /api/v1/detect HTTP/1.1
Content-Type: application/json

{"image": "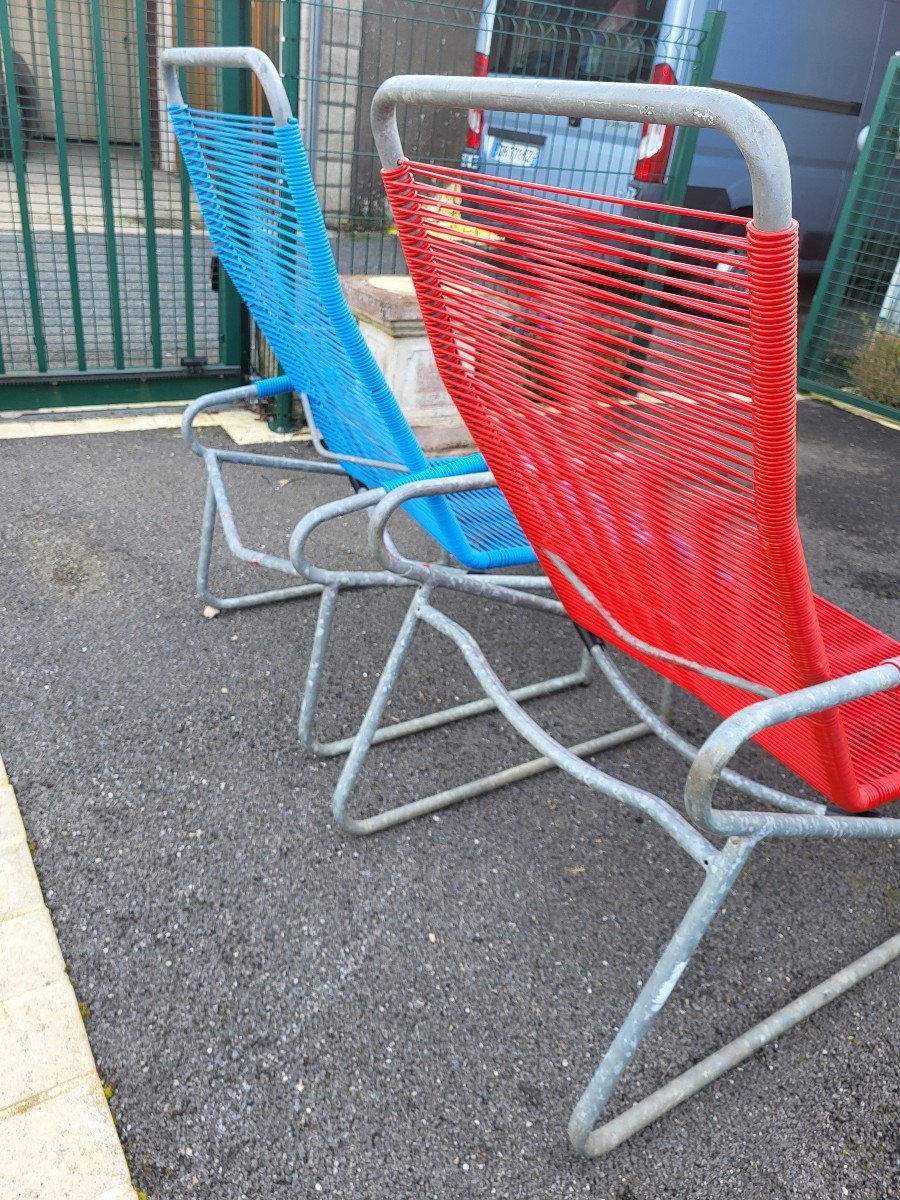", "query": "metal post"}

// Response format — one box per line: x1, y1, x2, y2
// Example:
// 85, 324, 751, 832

45, 0, 86, 372
134, 0, 163, 368
218, 0, 252, 376
88, 0, 125, 369
173, 0, 196, 359
279, 4, 307, 432
281, 0, 301, 117
306, 0, 323, 174
0, 6, 46, 372
267, 389, 300, 434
